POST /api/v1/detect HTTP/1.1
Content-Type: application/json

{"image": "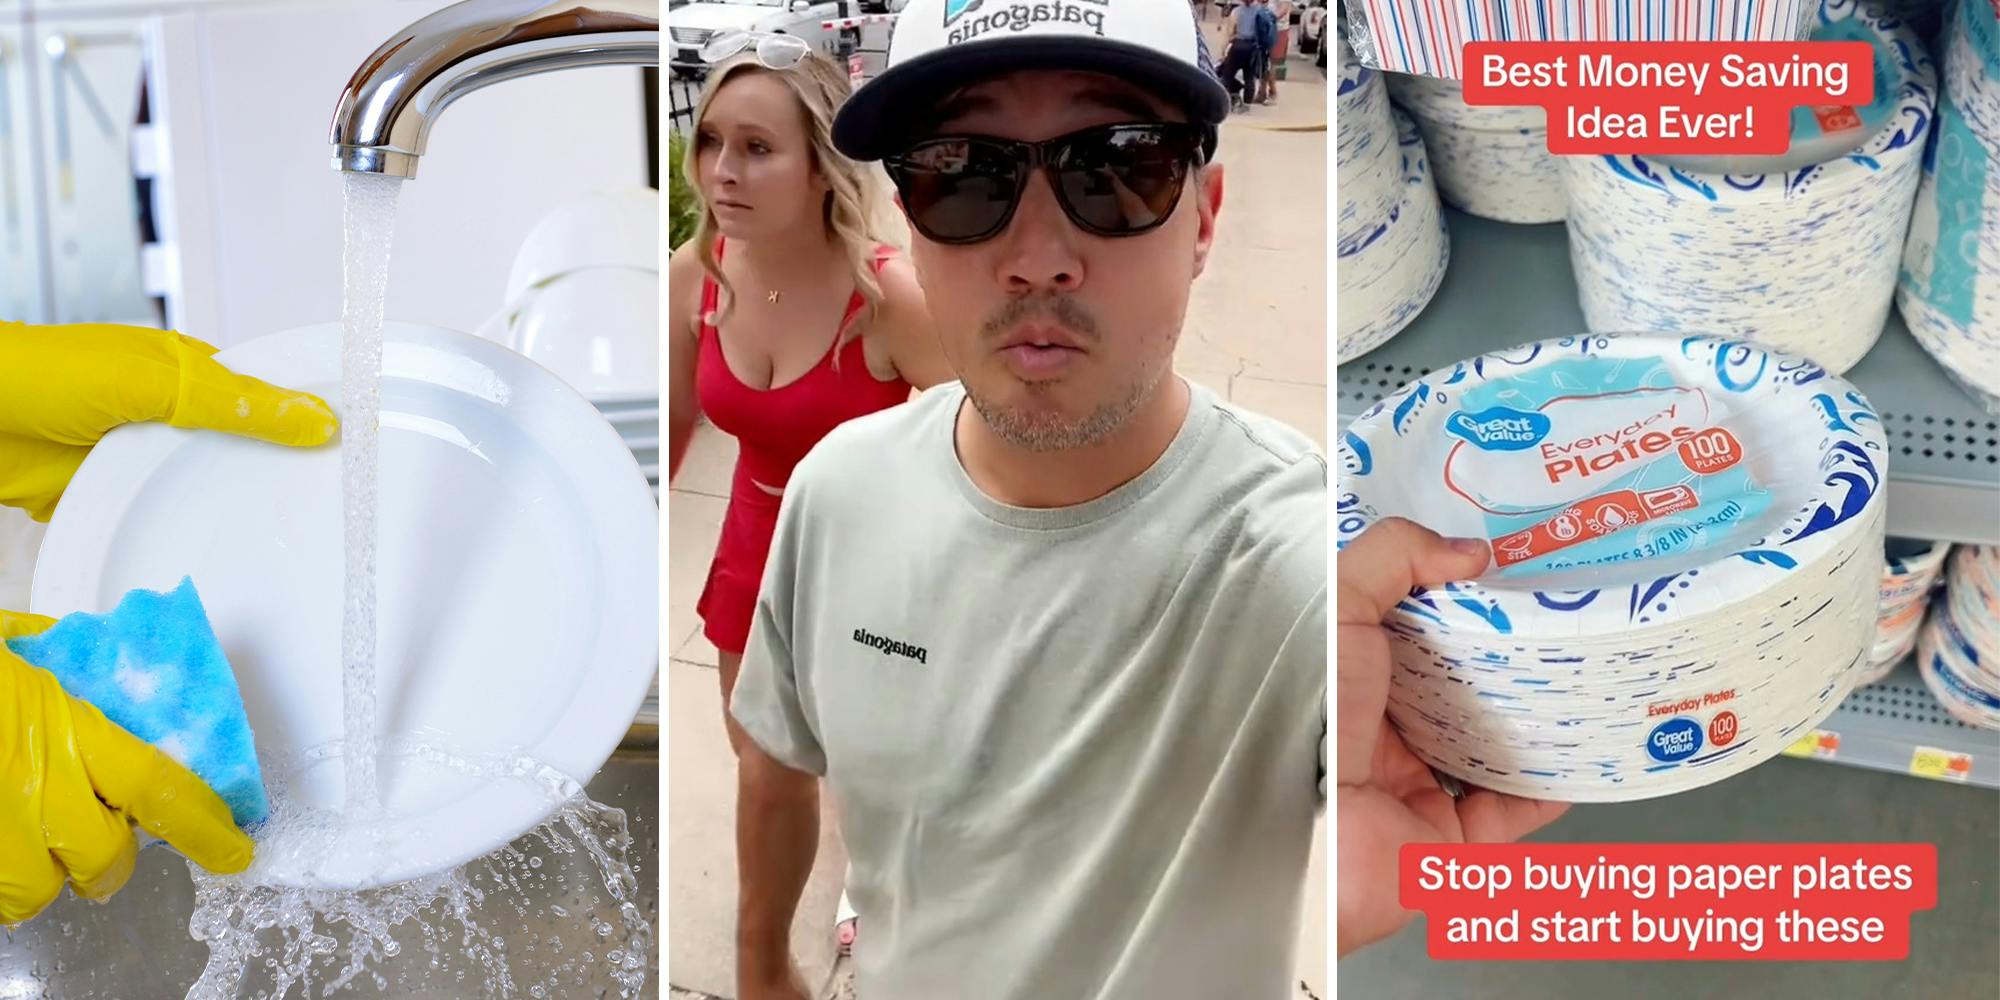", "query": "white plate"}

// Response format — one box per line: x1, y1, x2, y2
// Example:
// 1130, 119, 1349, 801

501, 267, 660, 402
503, 188, 659, 306
32, 322, 659, 889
